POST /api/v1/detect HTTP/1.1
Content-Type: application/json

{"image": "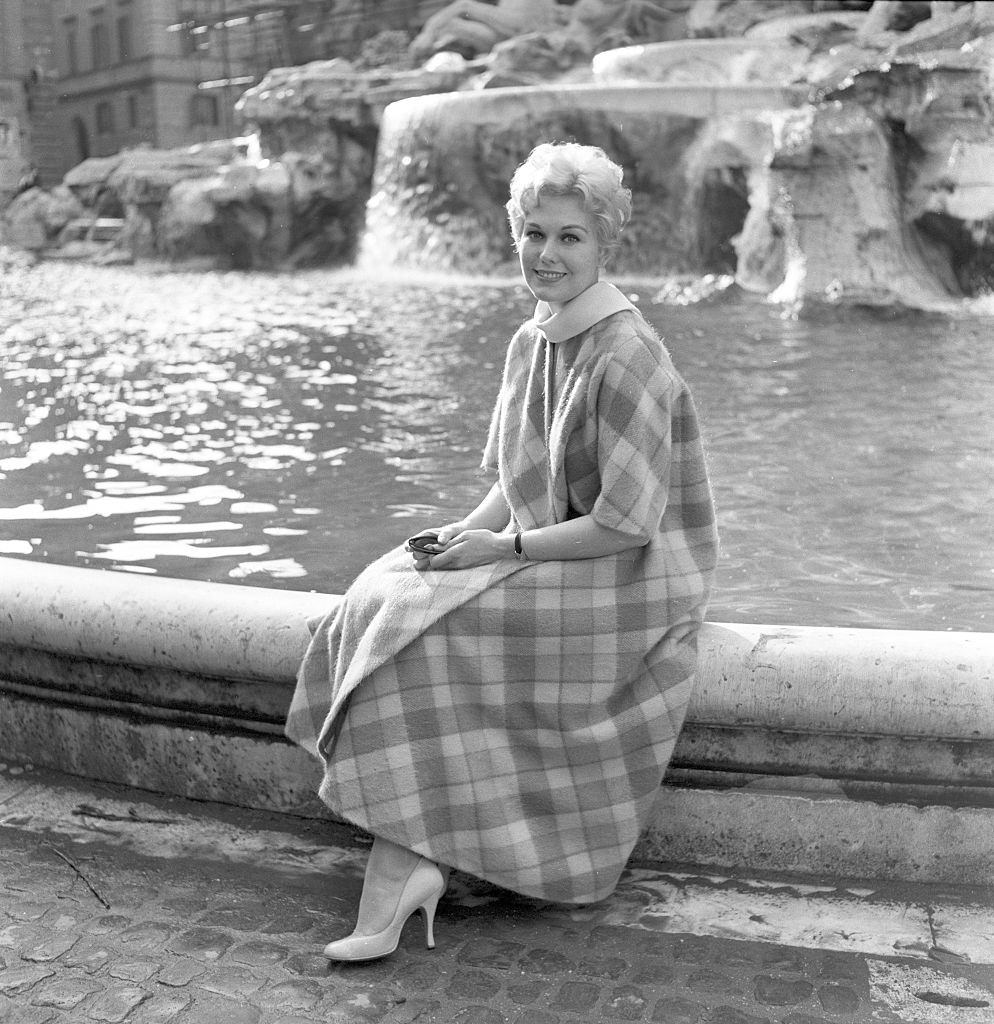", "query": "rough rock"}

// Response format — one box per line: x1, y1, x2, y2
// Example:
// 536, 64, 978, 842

0, 186, 85, 251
